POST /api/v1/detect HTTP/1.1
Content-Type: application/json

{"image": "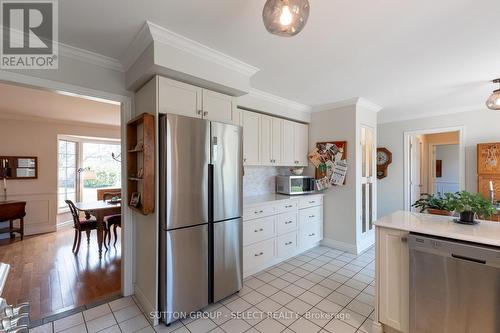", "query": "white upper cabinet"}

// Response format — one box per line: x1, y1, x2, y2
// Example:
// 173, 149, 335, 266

260, 115, 272, 165
294, 122, 309, 166
271, 117, 283, 165
282, 120, 296, 166
157, 76, 234, 124
242, 111, 260, 165
202, 89, 234, 123
158, 76, 202, 117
